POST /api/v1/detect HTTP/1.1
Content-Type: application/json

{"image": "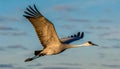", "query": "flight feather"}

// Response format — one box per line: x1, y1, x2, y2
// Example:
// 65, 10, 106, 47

60, 32, 84, 44
23, 5, 61, 48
